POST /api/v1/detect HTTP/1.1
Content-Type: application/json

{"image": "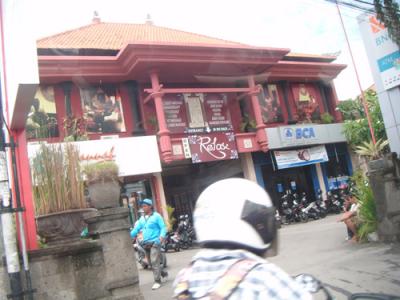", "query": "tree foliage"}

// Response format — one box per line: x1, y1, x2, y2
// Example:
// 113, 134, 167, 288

336, 89, 387, 149
374, 0, 400, 47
